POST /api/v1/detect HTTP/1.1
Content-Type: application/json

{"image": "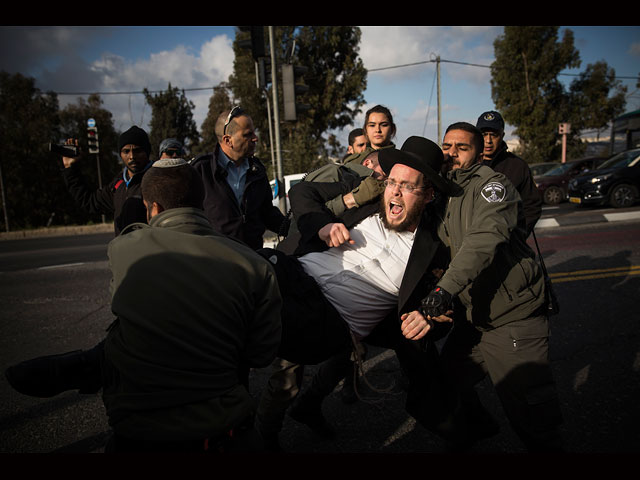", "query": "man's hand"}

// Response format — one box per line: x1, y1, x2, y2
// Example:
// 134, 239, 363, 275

318, 222, 354, 248
400, 310, 433, 340
350, 176, 385, 207
401, 309, 453, 341
62, 138, 80, 168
